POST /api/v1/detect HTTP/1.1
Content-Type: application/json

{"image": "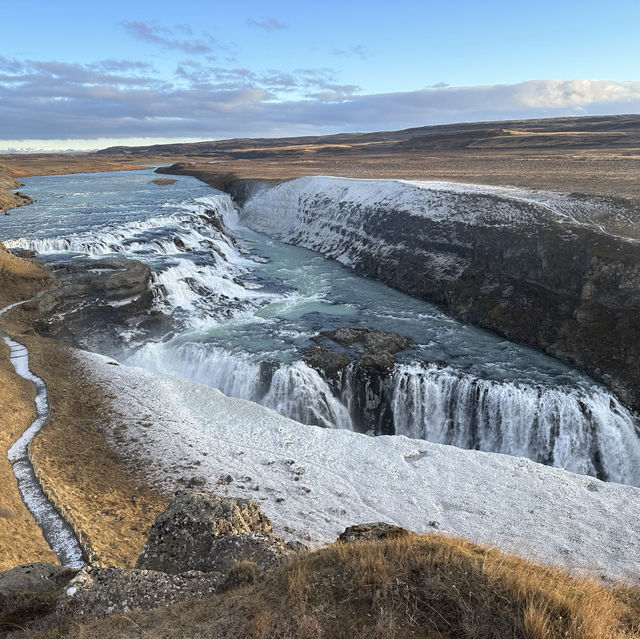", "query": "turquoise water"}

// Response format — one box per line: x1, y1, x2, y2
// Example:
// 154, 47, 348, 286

4, 169, 640, 484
